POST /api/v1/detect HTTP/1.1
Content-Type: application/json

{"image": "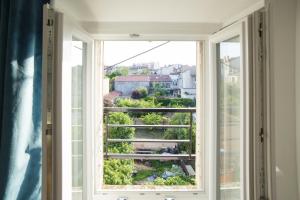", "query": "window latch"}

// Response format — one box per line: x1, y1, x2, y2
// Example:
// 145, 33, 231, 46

259, 128, 264, 143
